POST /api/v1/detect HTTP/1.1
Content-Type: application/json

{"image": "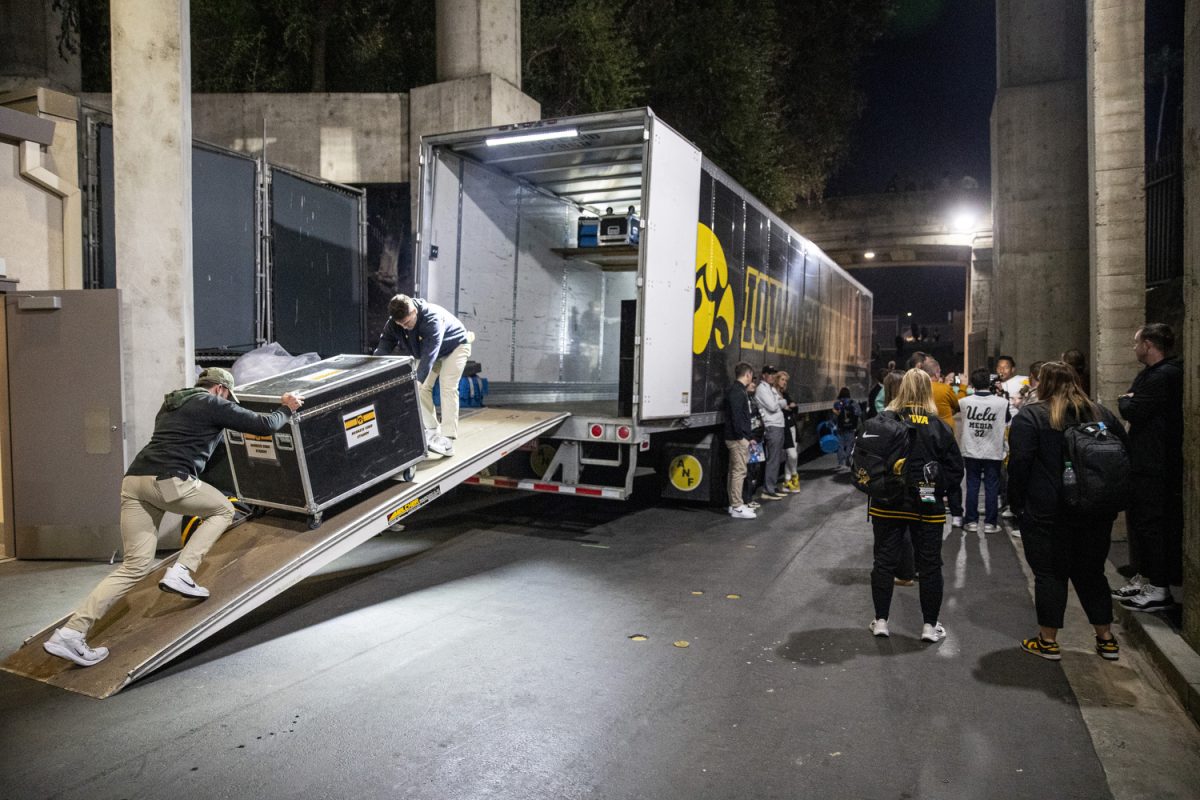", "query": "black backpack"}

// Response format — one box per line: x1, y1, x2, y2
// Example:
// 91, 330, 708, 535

1062, 419, 1131, 515
836, 400, 859, 431
851, 411, 916, 503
